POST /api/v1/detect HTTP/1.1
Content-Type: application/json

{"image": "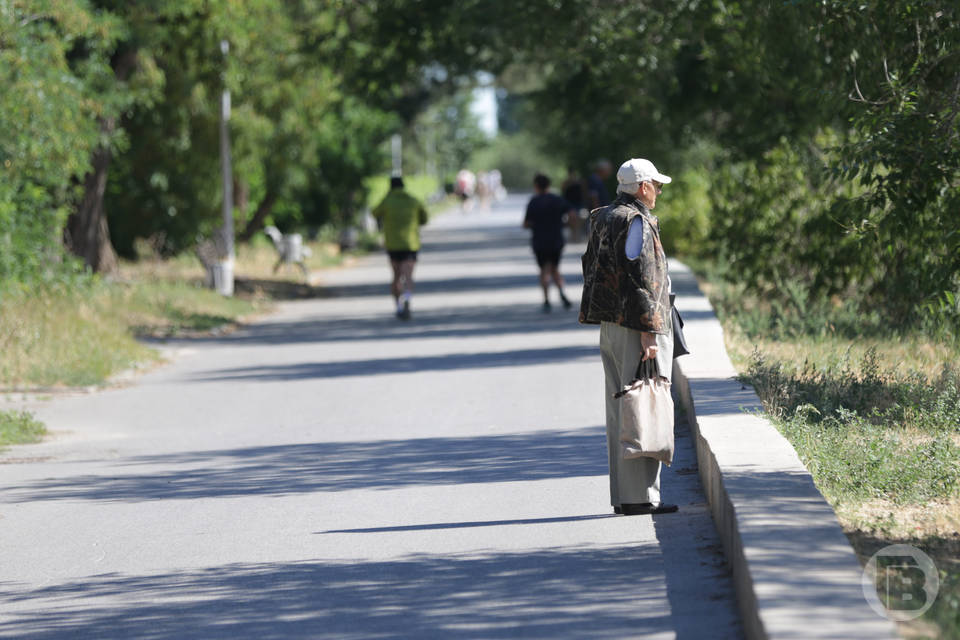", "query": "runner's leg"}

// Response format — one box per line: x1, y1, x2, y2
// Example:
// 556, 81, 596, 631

551, 263, 571, 308
390, 259, 402, 304
396, 258, 416, 319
